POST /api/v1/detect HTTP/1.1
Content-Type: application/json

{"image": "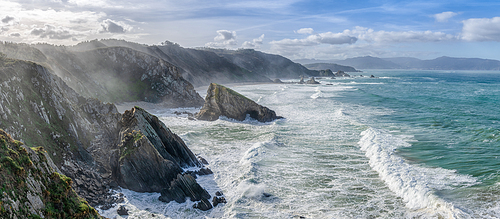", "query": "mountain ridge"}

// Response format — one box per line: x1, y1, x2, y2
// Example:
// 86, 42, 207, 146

296, 56, 500, 70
